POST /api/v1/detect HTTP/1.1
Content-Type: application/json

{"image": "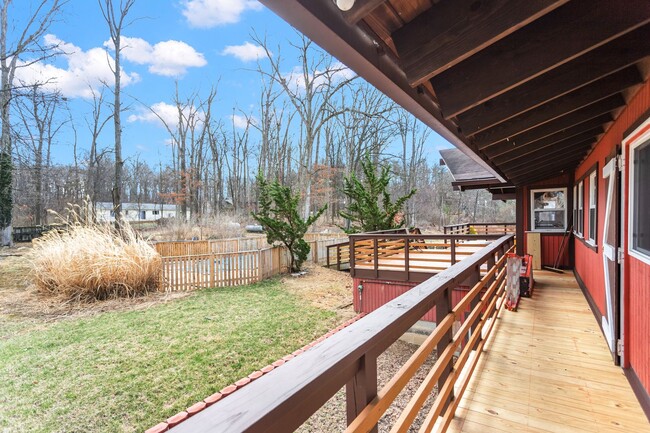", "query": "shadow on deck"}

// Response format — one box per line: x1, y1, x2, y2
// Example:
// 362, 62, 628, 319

447, 271, 649, 433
